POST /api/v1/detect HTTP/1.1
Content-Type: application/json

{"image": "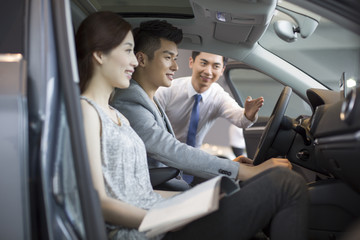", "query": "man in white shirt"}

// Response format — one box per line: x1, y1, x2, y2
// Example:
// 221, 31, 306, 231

156, 51, 264, 148
156, 51, 264, 184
